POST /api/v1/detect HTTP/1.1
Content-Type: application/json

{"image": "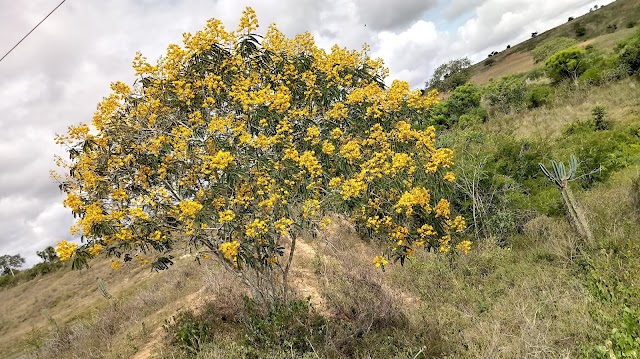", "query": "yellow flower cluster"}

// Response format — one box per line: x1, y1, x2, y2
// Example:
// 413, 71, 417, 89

55, 240, 78, 261
179, 200, 203, 219
298, 151, 322, 177
88, 243, 103, 257
435, 199, 451, 219
456, 240, 472, 254
203, 151, 234, 174
274, 217, 294, 235
218, 209, 236, 223
394, 187, 431, 216
219, 240, 241, 265
245, 219, 269, 238
373, 255, 388, 268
